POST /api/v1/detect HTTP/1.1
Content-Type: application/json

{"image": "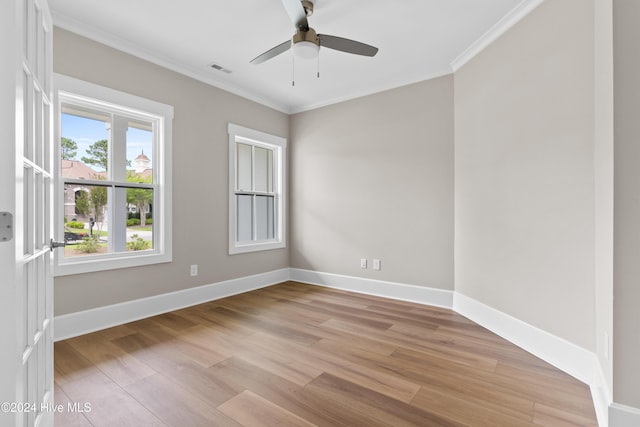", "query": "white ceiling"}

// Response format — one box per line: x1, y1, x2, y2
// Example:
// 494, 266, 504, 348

49, 0, 541, 113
